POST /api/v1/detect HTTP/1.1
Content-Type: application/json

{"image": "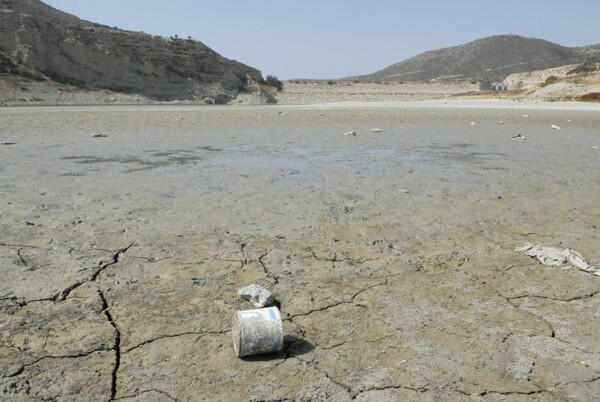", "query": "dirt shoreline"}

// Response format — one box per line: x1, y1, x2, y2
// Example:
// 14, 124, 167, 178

1, 103, 599, 401
3, 69, 599, 107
